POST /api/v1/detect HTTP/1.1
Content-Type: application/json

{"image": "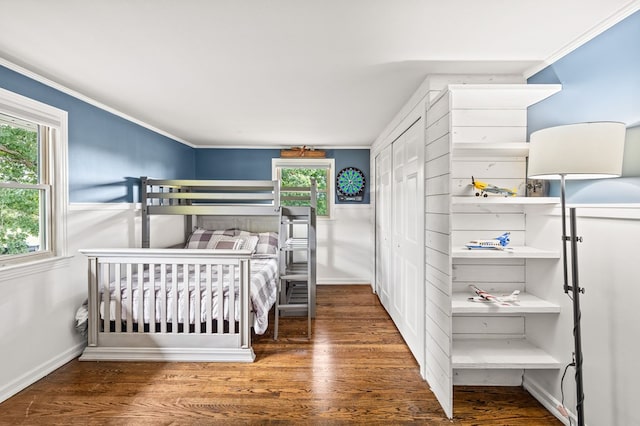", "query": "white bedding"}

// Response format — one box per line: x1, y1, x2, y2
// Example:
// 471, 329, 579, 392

99, 258, 278, 334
